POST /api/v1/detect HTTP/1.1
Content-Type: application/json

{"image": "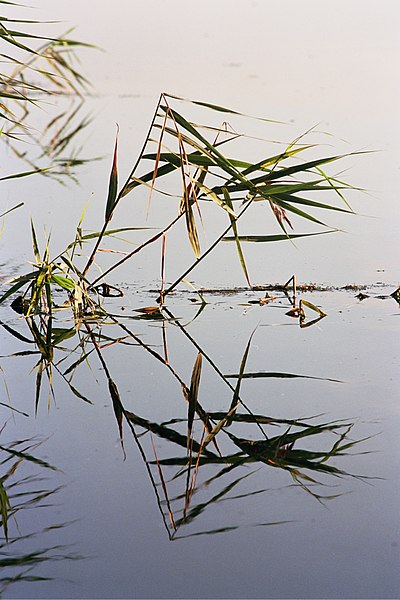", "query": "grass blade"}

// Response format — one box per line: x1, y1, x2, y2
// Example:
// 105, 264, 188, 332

0, 272, 36, 305
164, 93, 280, 123
222, 231, 335, 243
187, 353, 203, 451
222, 187, 251, 287
105, 125, 119, 221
